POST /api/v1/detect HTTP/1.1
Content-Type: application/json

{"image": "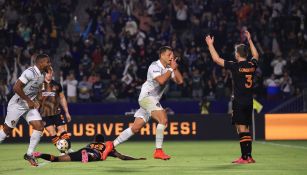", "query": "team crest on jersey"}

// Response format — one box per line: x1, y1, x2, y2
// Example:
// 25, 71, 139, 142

156, 103, 161, 107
